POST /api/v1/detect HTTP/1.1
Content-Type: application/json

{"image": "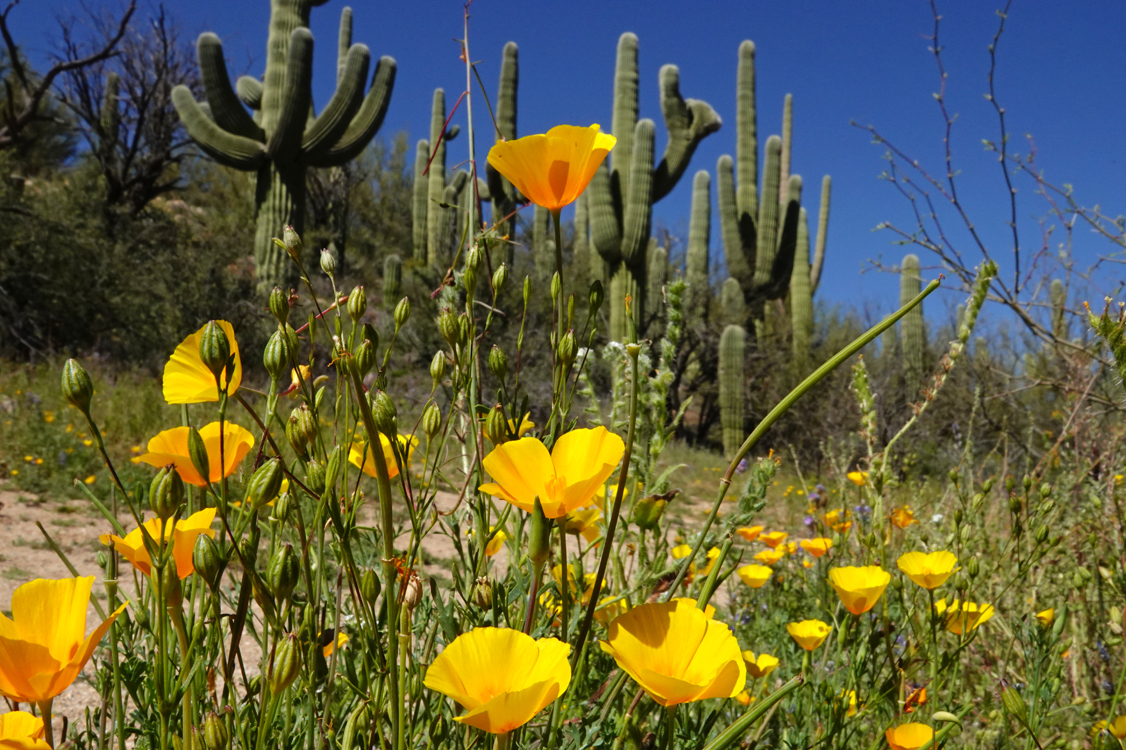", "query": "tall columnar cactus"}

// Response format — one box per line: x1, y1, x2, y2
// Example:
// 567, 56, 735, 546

486, 42, 519, 257
384, 253, 401, 298
172, 2, 396, 293
790, 207, 813, 360
720, 277, 745, 327
719, 324, 745, 458
588, 32, 722, 341
810, 175, 831, 293
532, 204, 554, 280
646, 239, 668, 336
900, 254, 925, 392
685, 170, 711, 329
572, 192, 590, 292
410, 89, 468, 267
779, 93, 793, 203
